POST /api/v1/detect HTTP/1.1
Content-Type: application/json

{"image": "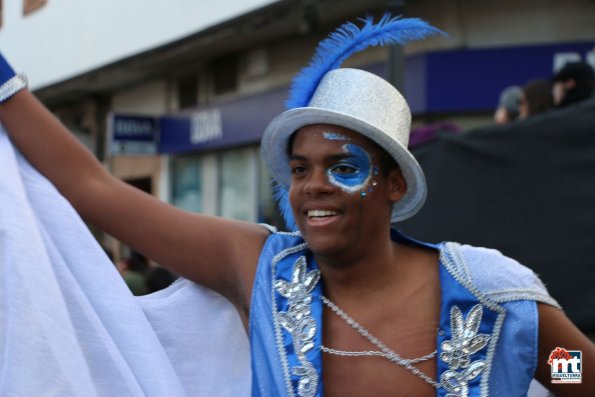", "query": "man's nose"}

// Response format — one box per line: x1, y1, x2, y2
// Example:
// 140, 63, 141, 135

304, 167, 335, 196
